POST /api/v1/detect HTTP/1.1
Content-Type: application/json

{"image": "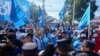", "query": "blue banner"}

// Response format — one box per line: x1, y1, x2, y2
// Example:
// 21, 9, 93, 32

78, 4, 90, 30
38, 6, 44, 28
9, 0, 30, 28
0, 0, 11, 21
59, 4, 66, 22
